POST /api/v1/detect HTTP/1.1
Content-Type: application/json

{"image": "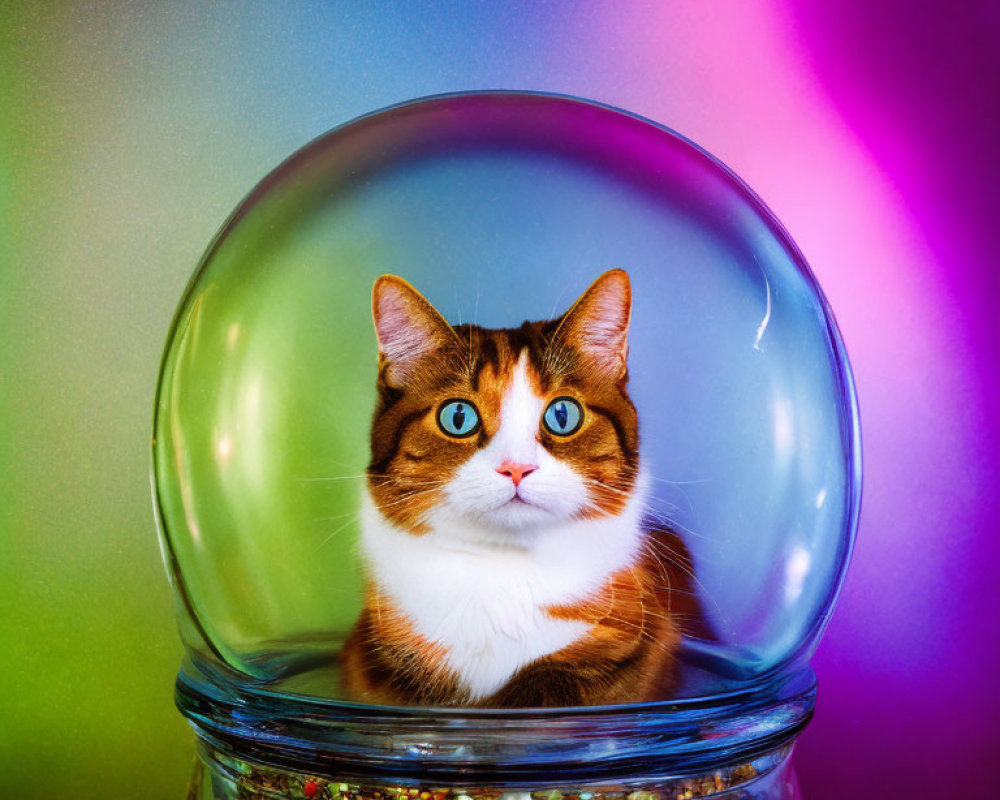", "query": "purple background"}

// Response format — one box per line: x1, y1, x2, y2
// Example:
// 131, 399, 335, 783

787, 3, 1000, 795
